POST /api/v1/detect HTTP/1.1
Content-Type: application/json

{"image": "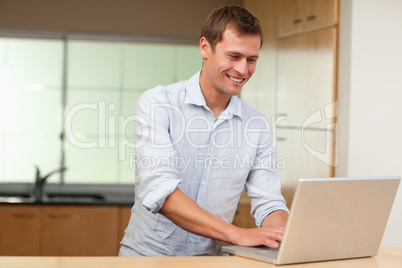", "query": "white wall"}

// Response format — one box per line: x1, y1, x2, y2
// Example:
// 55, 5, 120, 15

337, 0, 402, 247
